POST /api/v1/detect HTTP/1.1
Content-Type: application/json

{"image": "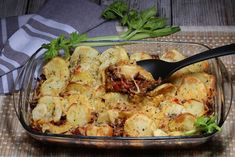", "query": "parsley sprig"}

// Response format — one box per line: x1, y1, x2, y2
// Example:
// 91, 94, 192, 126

42, 33, 87, 60
102, 1, 128, 20
101, 1, 180, 40
43, 1, 180, 60
185, 115, 221, 136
